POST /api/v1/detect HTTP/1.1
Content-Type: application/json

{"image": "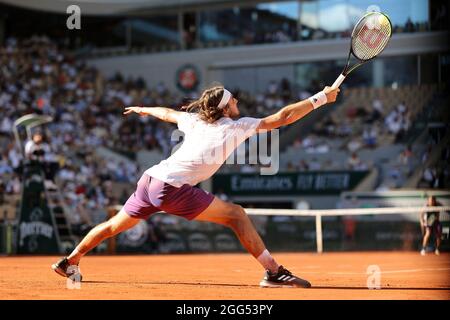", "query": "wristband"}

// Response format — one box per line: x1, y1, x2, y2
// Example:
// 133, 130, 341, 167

309, 91, 327, 109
